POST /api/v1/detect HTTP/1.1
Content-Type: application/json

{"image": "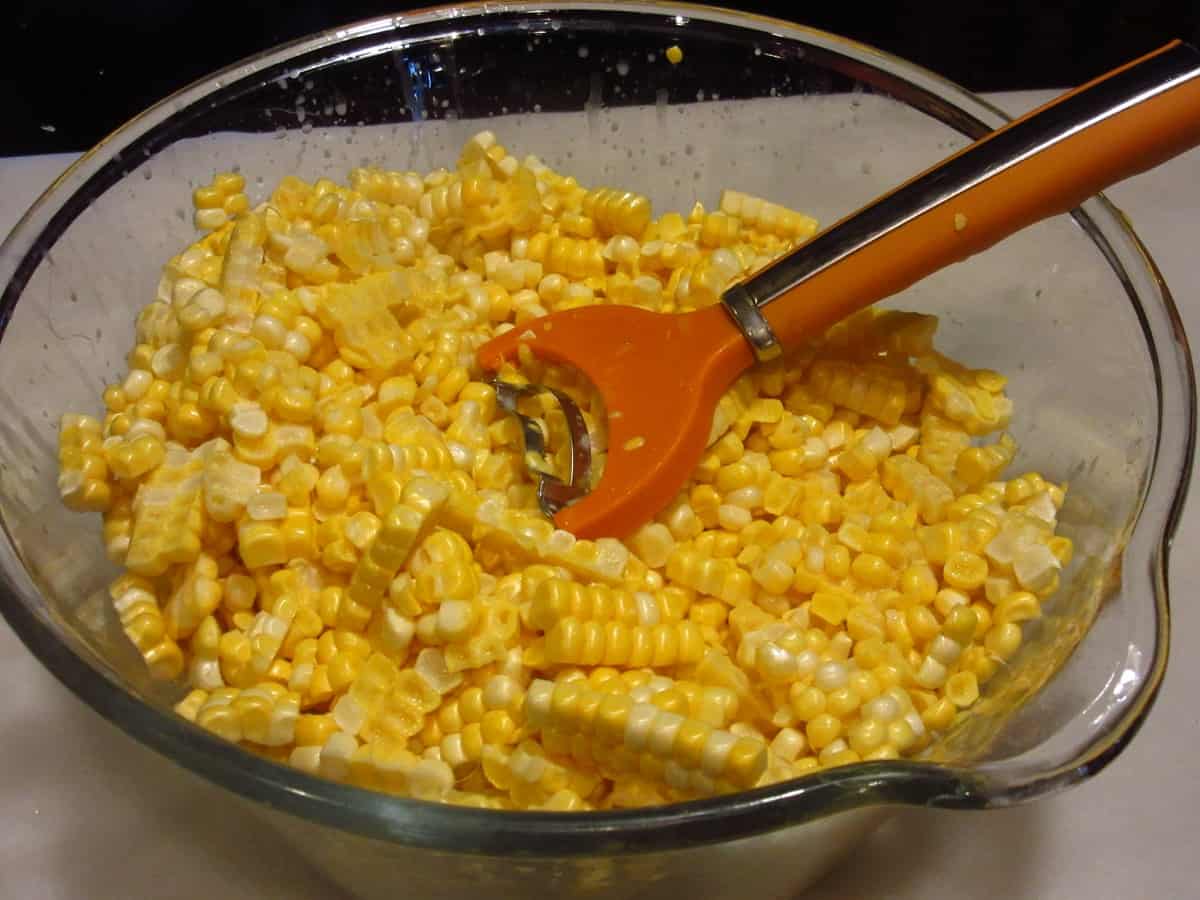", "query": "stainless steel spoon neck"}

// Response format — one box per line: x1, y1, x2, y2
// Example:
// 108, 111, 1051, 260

721, 282, 781, 363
